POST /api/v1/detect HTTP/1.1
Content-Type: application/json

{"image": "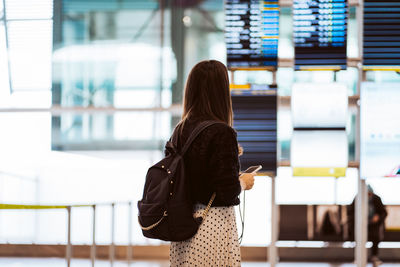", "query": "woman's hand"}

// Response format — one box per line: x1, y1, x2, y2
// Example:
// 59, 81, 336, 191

239, 173, 255, 190
238, 144, 244, 156
371, 214, 380, 224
